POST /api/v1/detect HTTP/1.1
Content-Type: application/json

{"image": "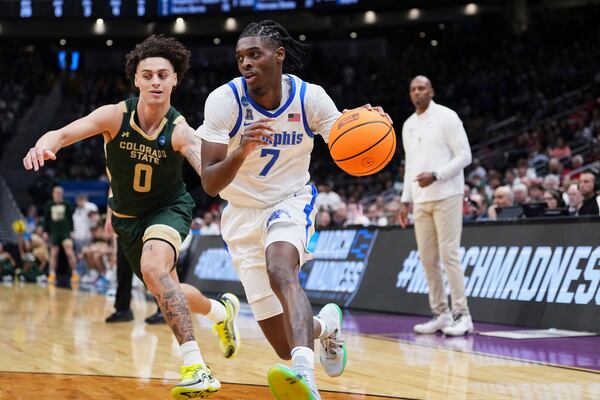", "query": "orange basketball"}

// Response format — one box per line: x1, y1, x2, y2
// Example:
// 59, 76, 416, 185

328, 108, 396, 176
